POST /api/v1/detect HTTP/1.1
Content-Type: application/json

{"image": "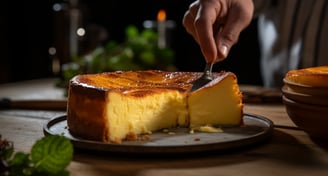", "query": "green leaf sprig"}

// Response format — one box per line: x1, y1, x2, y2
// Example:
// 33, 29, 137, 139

0, 135, 73, 176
